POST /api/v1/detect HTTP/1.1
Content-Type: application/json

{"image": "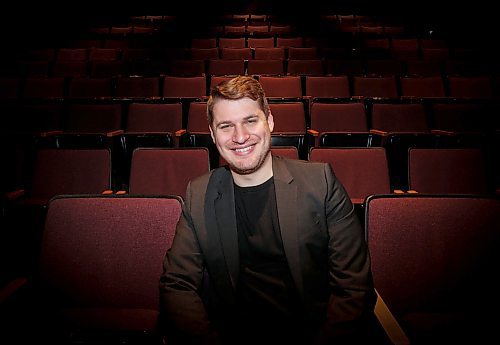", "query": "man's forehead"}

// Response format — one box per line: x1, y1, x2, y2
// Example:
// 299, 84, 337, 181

213, 98, 264, 118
